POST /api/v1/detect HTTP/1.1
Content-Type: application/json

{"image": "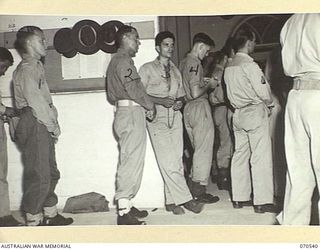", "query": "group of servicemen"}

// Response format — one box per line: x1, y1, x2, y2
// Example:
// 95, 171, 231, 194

0, 13, 319, 226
